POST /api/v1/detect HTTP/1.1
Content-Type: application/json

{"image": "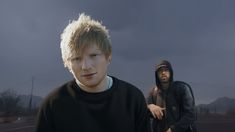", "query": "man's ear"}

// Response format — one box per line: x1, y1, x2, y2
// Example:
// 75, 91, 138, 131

108, 55, 112, 64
